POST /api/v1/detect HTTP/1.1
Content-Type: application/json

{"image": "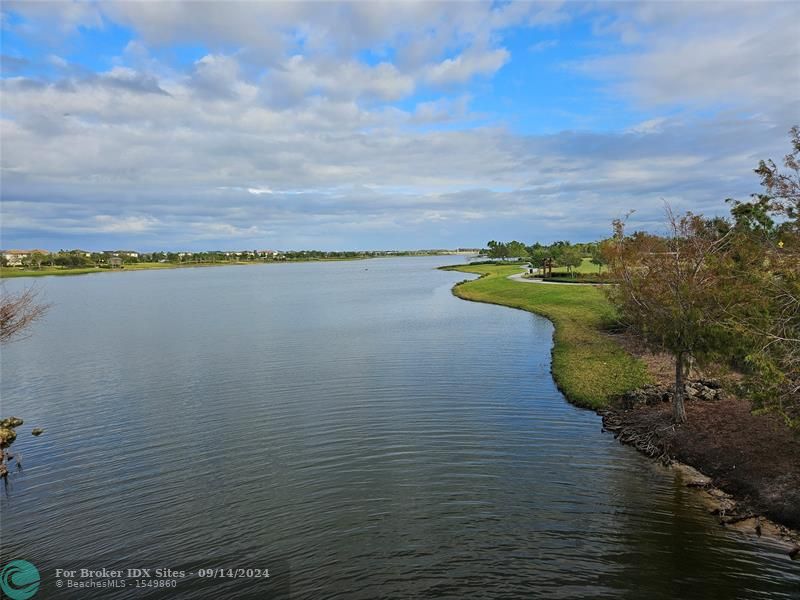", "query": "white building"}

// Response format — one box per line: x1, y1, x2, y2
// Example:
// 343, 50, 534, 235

2, 249, 50, 266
